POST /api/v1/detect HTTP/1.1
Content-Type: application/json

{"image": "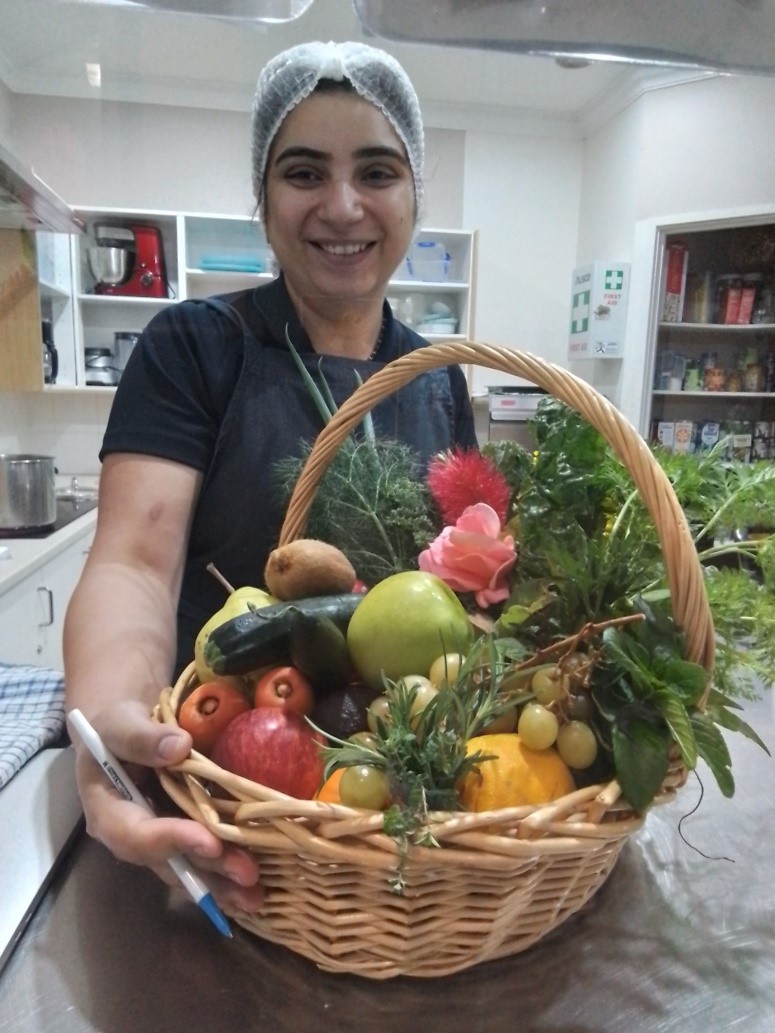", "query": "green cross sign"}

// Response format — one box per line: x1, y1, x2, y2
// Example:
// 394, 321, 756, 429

571, 290, 590, 334
605, 268, 624, 291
